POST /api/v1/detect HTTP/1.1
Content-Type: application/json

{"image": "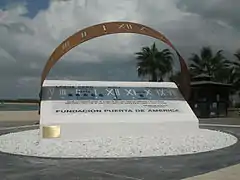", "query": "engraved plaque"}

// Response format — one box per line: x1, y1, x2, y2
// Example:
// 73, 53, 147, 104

42, 125, 61, 138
